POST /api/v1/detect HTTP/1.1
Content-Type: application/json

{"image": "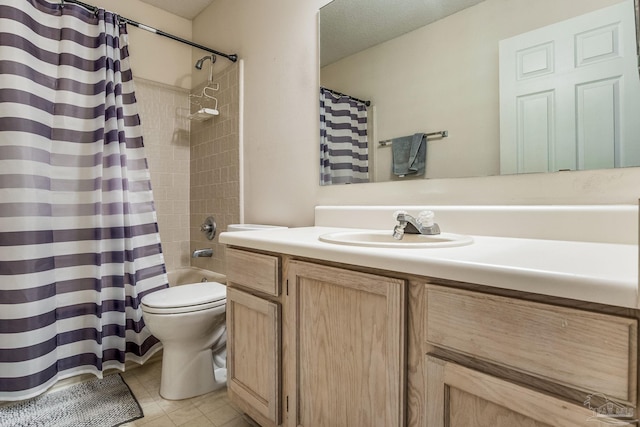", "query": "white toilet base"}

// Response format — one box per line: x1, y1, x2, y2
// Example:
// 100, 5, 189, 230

214, 368, 227, 386
159, 343, 226, 400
